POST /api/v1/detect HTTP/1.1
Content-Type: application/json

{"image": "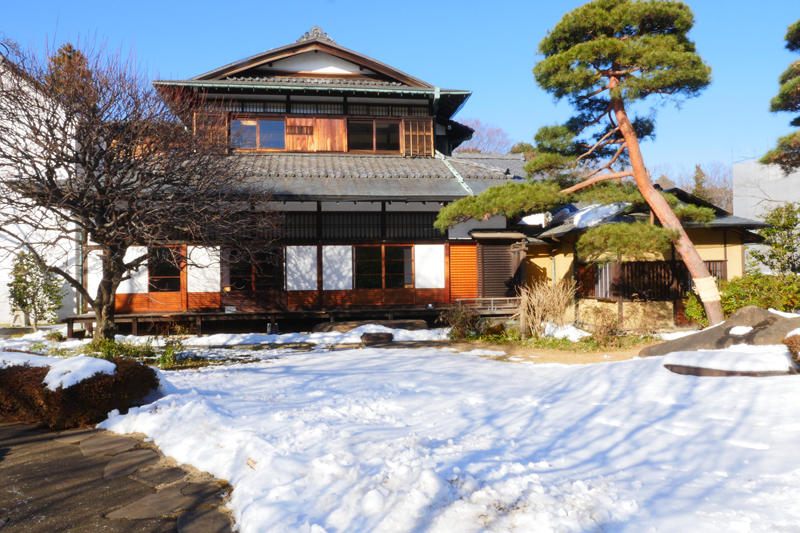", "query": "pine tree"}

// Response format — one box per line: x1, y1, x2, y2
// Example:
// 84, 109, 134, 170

436, 0, 725, 325
691, 164, 711, 202
761, 20, 800, 173
8, 252, 66, 331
